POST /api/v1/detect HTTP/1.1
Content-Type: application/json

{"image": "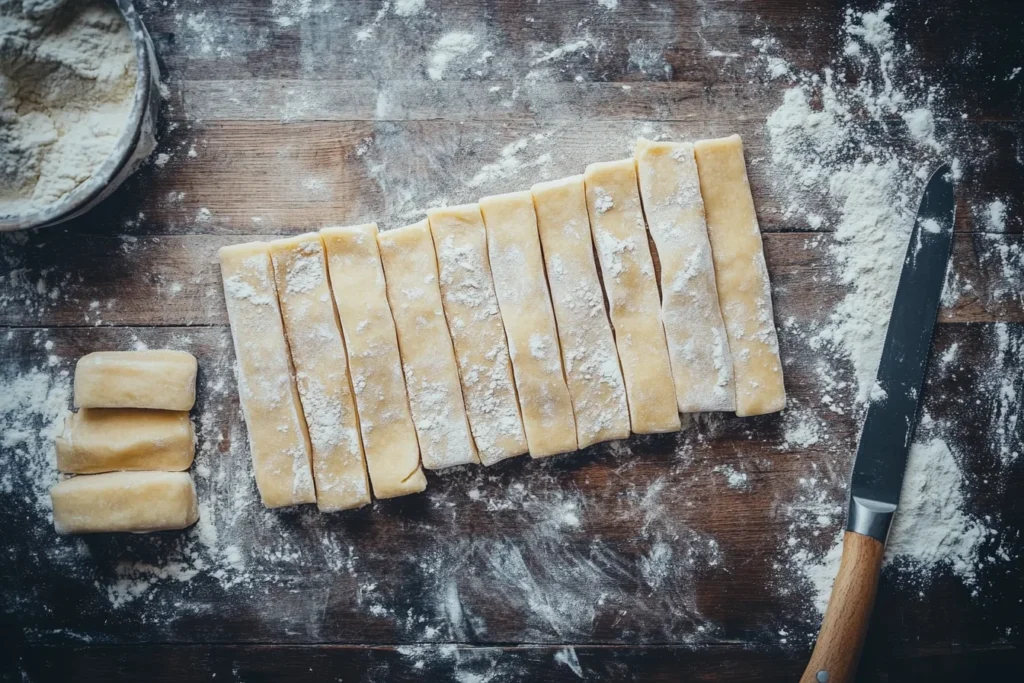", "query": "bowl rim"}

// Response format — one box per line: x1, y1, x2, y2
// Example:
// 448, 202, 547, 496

0, 0, 155, 232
